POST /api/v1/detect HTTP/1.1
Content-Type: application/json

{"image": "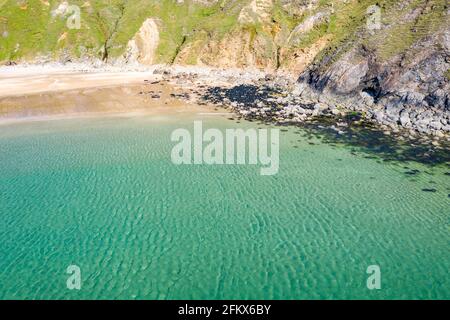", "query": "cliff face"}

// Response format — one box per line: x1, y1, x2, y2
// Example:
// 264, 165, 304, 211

1, 0, 449, 122
296, 1, 449, 133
